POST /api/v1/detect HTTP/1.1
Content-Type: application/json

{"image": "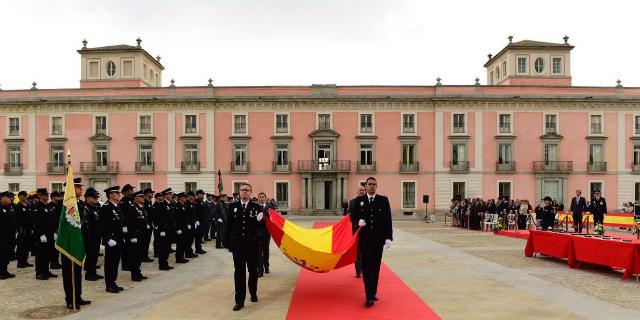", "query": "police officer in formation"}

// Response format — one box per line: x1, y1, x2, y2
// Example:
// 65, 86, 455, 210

83, 187, 103, 281
539, 196, 556, 230
349, 184, 366, 278
15, 191, 33, 268
589, 190, 607, 225
256, 192, 272, 277
152, 189, 174, 270
100, 186, 124, 293
225, 183, 264, 311
0, 191, 17, 280
351, 177, 393, 307
125, 191, 149, 281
